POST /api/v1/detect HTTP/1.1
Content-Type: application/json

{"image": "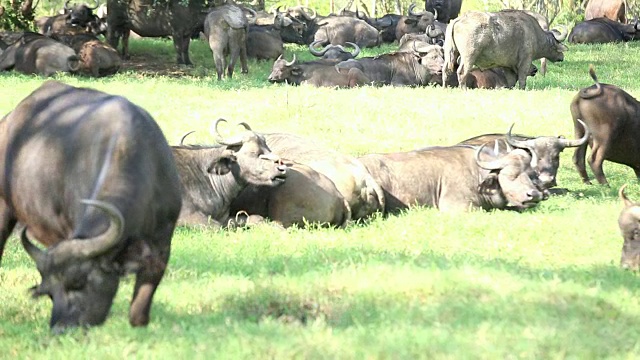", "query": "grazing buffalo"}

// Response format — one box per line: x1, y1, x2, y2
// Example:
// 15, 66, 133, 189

395, 4, 436, 41
257, 133, 385, 220
459, 121, 589, 189
173, 121, 287, 227
359, 144, 544, 213
53, 33, 121, 77
425, 0, 462, 23
204, 3, 255, 80
230, 163, 351, 228
568, 17, 640, 44
309, 40, 360, 60
267, 55, 371, 87
106, 0, 209, 64
0, 81, 182, 330
0, 32, 80, 76
443, 10, 568, 89
570, 66, 640, 185
337, 42, 444, 86
585, 0, 626, 22
618, 184, 640, 270
35, 1, 100, 35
